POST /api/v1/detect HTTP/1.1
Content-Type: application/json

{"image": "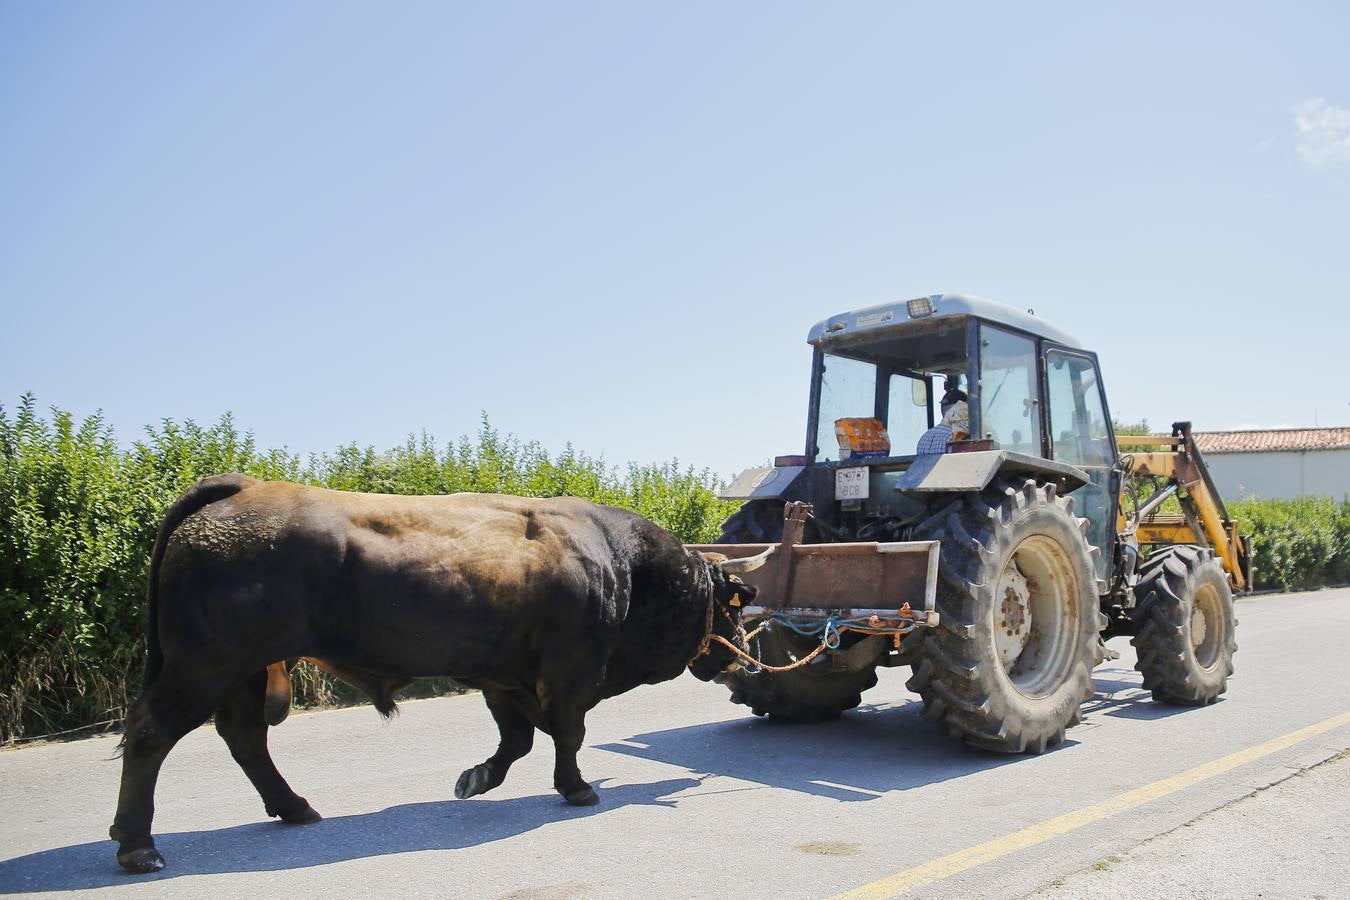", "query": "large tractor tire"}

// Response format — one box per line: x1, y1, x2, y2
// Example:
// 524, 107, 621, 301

725, 627, 881, 722
906, 479, 1105, 754
1131, 546, 1237, 705
716, 500, 878, 722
